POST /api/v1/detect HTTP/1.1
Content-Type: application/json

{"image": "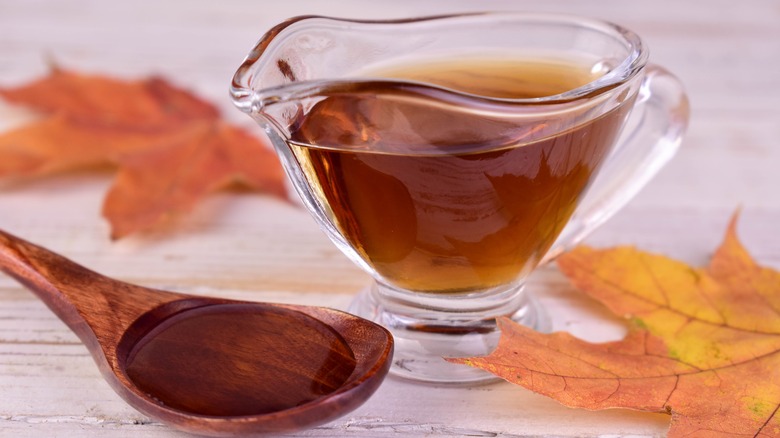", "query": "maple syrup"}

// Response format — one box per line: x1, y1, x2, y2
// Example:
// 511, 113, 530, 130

289, 58, 631, 293
124, 304, 357, 416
